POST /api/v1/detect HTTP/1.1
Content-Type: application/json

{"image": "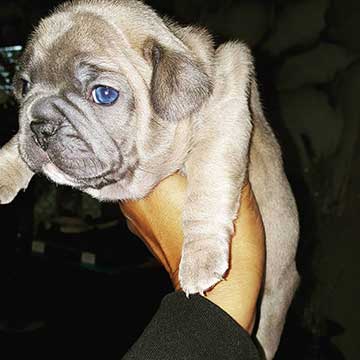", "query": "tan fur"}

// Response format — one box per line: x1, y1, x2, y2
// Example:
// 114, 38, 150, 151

0, 1, 299, 358
0, 135, 33, 204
